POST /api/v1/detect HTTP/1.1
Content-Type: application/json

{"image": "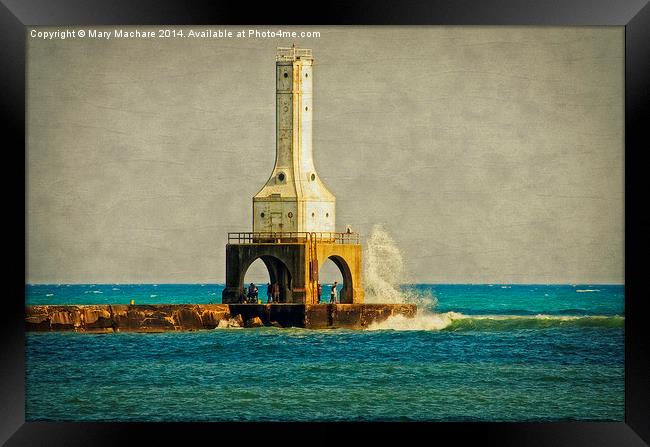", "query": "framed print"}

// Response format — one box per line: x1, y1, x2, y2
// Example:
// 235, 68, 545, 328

2, 0, 649, 445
